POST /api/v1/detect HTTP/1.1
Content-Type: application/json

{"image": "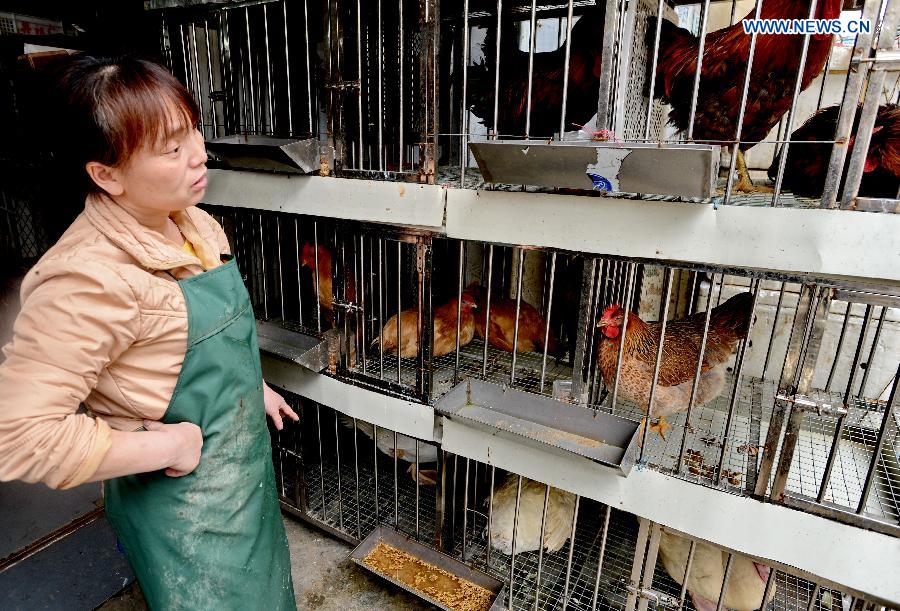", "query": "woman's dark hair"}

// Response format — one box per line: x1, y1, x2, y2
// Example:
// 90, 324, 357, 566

54, 54, 200, 195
